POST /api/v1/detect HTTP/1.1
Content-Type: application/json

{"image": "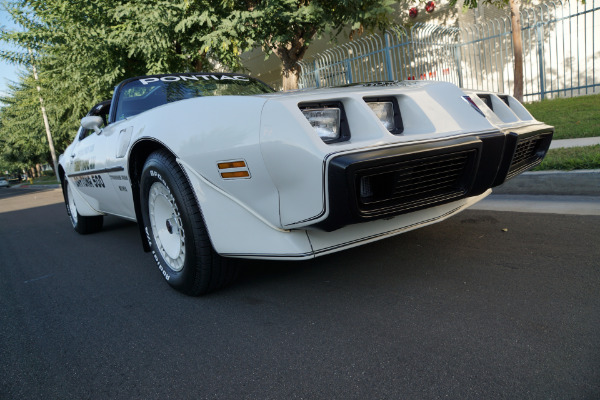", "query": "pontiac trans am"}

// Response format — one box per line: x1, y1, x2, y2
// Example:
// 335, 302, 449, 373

59, 73, 553, 295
